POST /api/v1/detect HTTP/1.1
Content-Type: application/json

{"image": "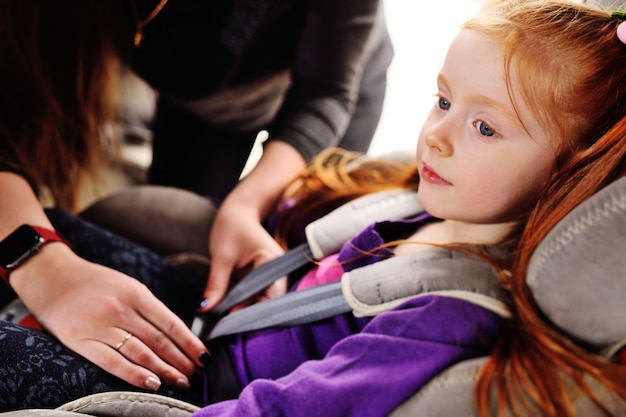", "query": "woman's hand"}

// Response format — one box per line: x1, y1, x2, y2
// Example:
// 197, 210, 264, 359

10, 242, 207, 391
198, 141, 306, 311
201, 199, 287, 312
